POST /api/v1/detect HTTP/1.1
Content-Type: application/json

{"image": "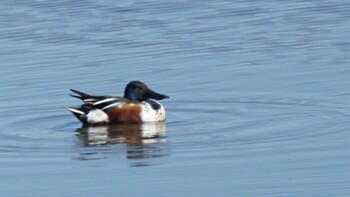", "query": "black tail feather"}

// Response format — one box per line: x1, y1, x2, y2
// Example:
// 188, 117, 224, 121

67, 107, 88, 124
70, 89, 111, 102
70, 89, 91, 99
69, 94, 83, 100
